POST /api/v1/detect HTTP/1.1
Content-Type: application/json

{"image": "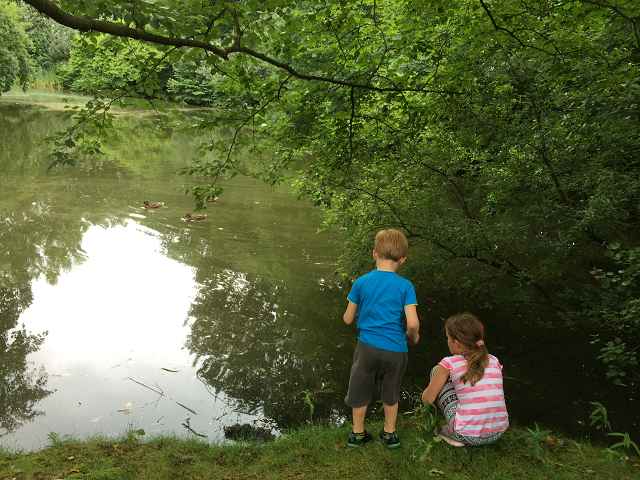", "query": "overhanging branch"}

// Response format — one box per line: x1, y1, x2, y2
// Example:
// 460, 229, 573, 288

23, 0, 462, 95
23, 0, 229, 57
